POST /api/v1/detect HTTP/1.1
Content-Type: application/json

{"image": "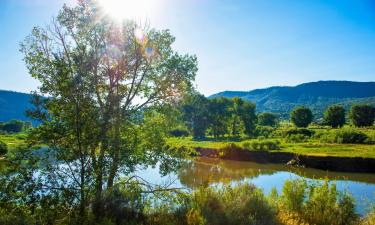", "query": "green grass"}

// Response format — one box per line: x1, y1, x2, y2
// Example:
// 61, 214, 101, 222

167, 136, 375, 159
0, 132, 27, 150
